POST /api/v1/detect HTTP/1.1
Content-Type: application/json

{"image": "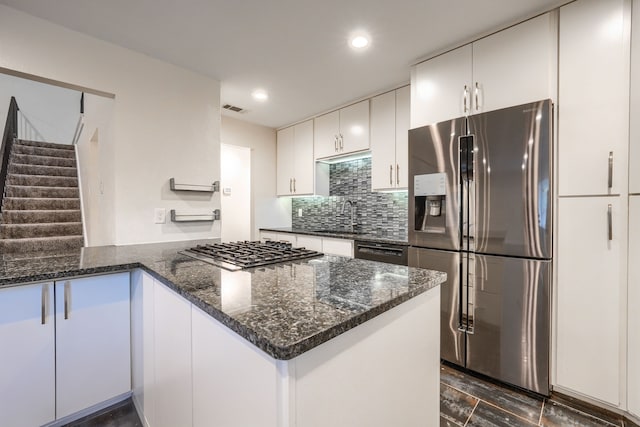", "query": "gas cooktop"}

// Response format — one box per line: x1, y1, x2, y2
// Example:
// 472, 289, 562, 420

179, 241, 323, 271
